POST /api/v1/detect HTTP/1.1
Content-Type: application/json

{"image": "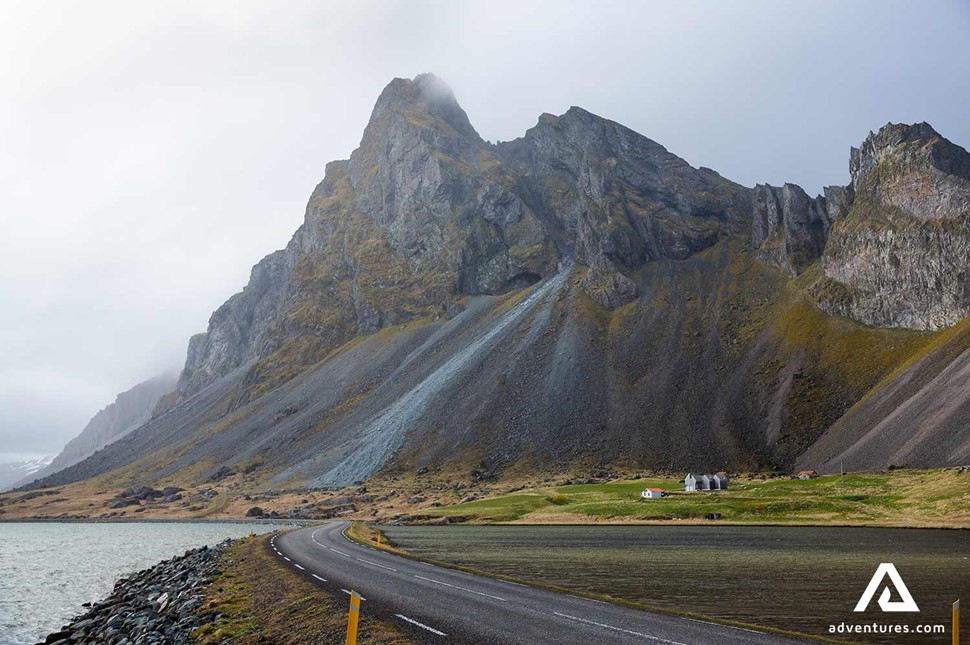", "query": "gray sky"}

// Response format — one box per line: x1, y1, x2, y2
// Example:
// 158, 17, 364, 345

1, 0, 968, 462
